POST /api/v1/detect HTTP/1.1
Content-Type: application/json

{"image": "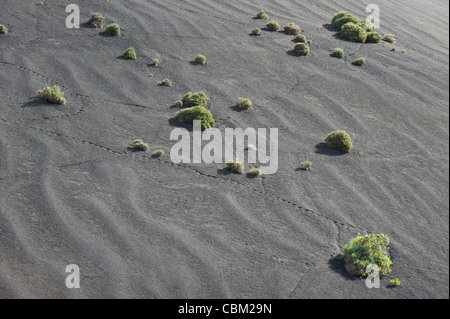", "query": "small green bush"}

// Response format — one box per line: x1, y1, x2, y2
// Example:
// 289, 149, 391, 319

162, 78, 173, 87
174, 106, 215, 130
266, 21, 280, 31
331, 48, 344, 58
0, 24, 8, 34
252, 28, 262, 36
353, 57, 366, 66
152, 59, 159, 66
383, 34, 396, 43
332, 14, 360, 30
131, 139, 149, 151
284, 23, 301, 35
390, 278, 401, 287
37, 85, 67, 105
300, 161, 312, 171
105, 23, 120, 36
175, 100, 183, 108
194, 54, 206, 64
256, 10, 268, 20
343, 233, 393, 277
154, 150, 165, 157
331, 11, 350, 25
123, 47, 137, 60
182, 91, 208, 108
248, 168, 261, 177
367, 31, 382, 43
325, 130, 353, 152
234, 98, 253, 110
340, 22, 367, 43
226, 159, 244, 174
88, 12, 106, 28
292, 43, 310, 56
295, 34, 307, 43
